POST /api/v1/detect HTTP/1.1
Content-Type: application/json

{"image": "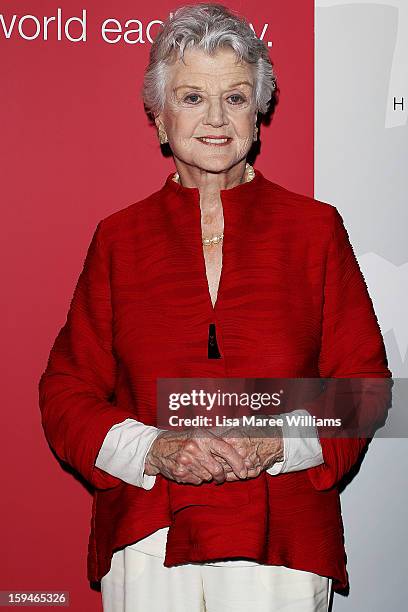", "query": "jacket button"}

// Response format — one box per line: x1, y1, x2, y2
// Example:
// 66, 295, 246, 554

208, 323, 222, 359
